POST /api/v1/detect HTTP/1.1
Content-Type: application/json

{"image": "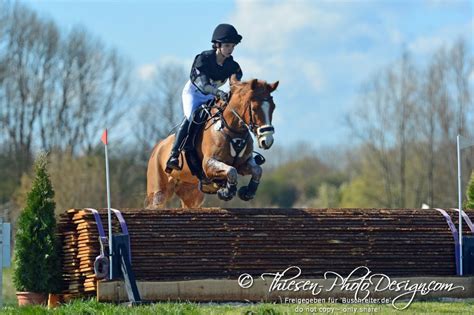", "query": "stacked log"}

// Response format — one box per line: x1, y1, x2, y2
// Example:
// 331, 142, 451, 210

57, 208, 472, 298
58, 209, 105, 299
